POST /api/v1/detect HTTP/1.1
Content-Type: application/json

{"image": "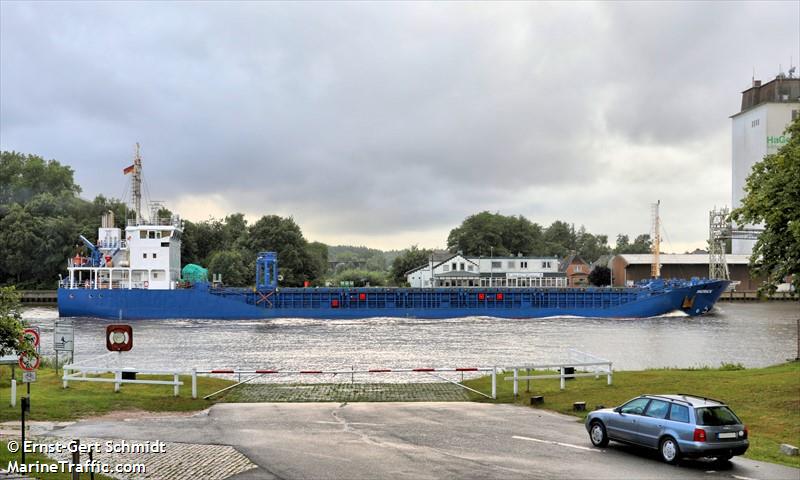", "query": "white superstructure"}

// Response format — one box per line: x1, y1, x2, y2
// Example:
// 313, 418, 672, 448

62, 146, 183, 290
